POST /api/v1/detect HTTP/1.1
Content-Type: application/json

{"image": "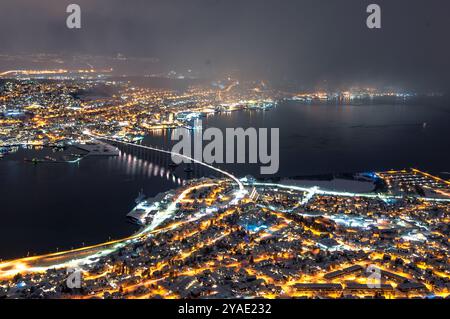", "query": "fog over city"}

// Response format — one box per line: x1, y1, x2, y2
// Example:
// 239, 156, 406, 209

0, 0, 449, 91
